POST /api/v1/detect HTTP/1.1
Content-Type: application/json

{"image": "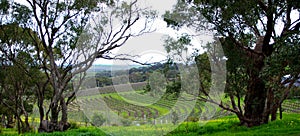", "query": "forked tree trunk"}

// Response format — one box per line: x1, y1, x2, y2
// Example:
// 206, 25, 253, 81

21, 100, 31, 133
46, 97, 70, 132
